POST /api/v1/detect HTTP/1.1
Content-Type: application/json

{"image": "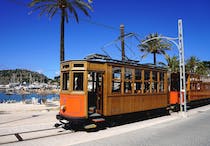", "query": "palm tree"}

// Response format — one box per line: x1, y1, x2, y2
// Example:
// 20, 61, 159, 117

166, 55, 179, 73
203, 61, 210, 75
185, 56, 209, 75
185, 56, 200, 73
29, 0, 93, 62
196, 62, 208, 75
138, 33, 171, 65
